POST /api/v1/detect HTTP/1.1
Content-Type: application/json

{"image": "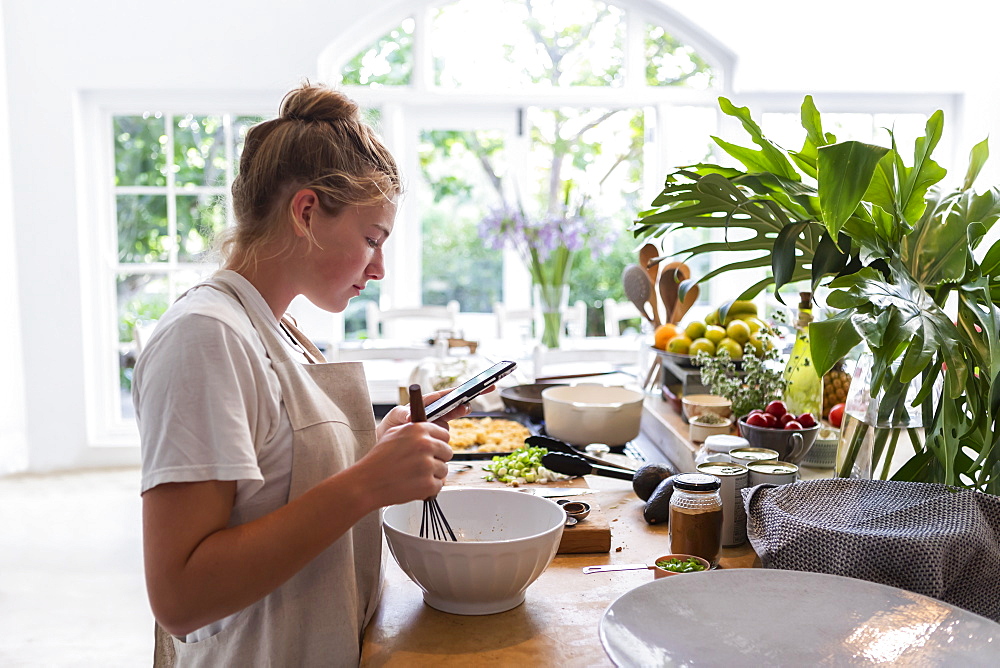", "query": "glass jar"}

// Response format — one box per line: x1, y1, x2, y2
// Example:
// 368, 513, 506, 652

834, 351, 937, 480
668, 473, 724, 567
